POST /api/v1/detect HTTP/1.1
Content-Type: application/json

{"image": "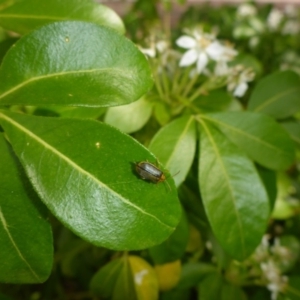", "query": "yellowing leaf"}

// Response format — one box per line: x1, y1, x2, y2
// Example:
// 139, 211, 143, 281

154, 260, 181, 291
129, 255, 159, 300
